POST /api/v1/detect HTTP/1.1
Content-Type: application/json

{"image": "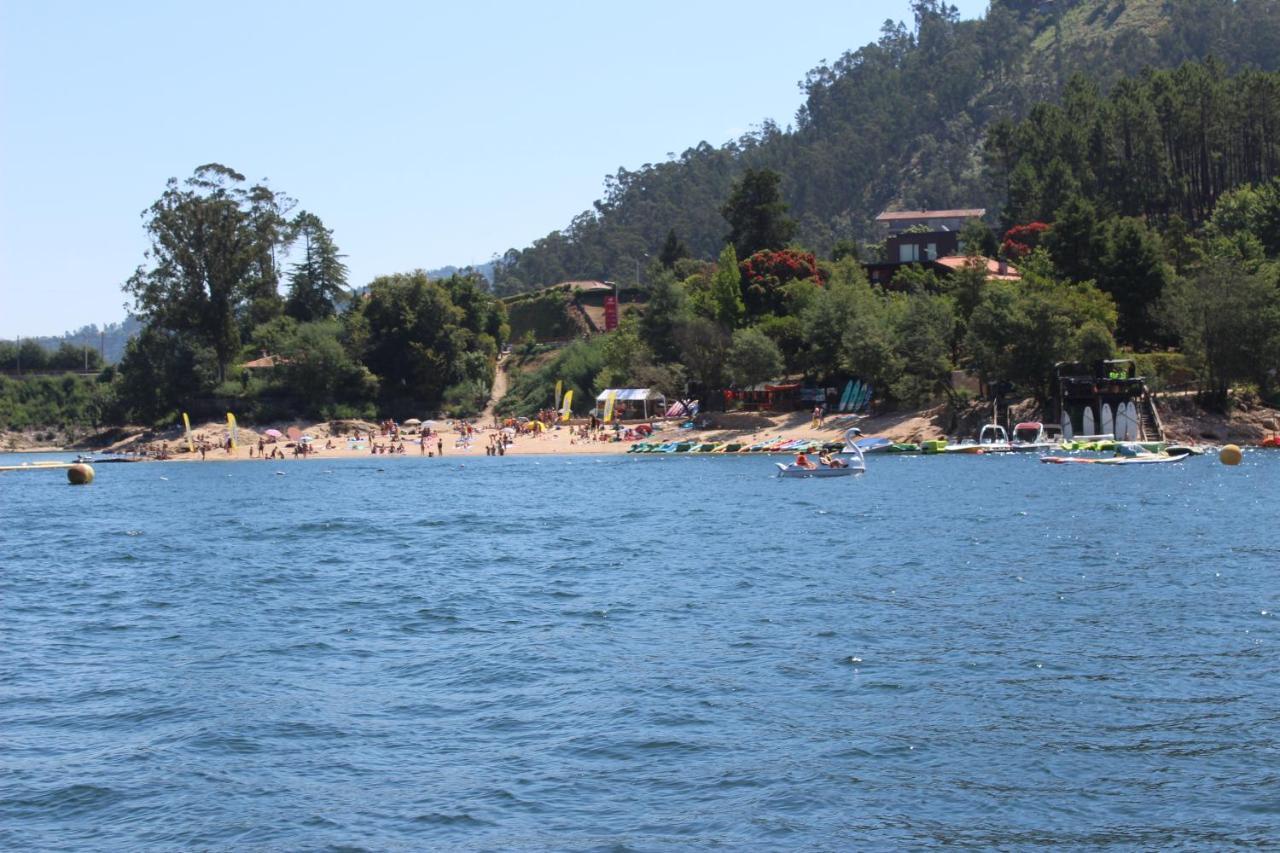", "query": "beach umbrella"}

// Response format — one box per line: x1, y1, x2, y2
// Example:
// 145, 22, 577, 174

501, 427, 516, 435
422, 420, 437, 428
403, 418, 422, 426
264, 428, 283, 438
300, 435, 315, 443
